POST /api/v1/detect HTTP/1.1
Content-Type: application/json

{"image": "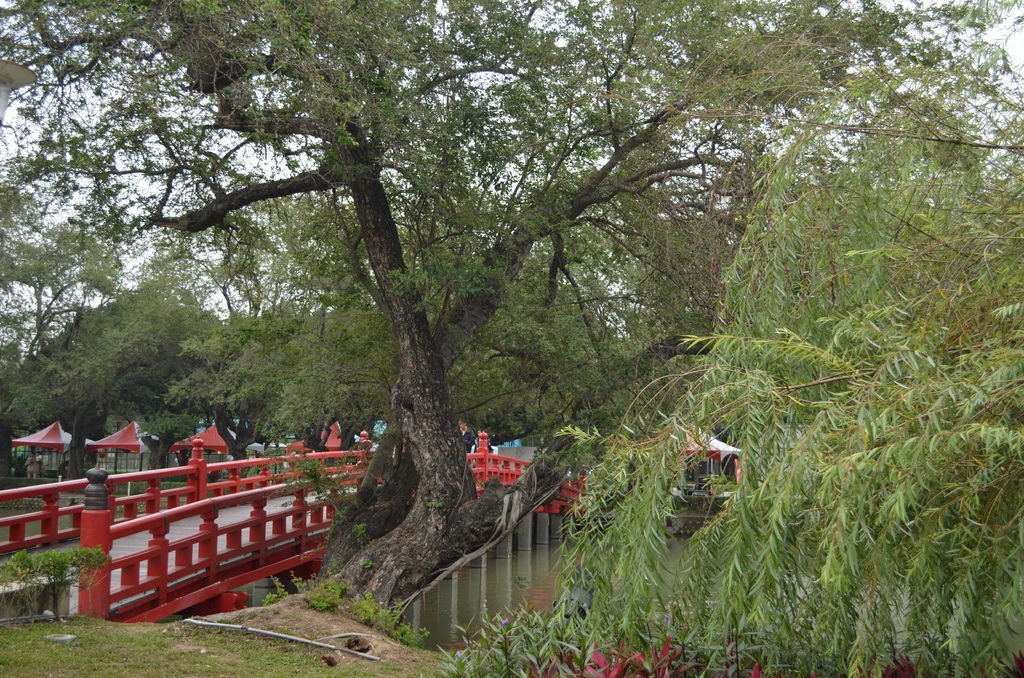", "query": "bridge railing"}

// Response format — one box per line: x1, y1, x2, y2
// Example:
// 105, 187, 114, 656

0, 440, 370, 555
78, 466, 336, 622
466, 451, 530, 488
